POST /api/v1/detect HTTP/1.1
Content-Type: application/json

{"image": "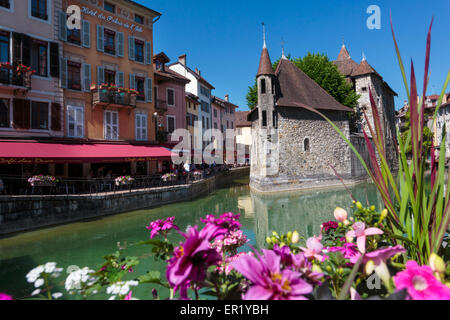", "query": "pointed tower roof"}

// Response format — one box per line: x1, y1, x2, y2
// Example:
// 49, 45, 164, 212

352, 59, 378, 77
256, 23, 275, 77
337, 44, 351, 61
